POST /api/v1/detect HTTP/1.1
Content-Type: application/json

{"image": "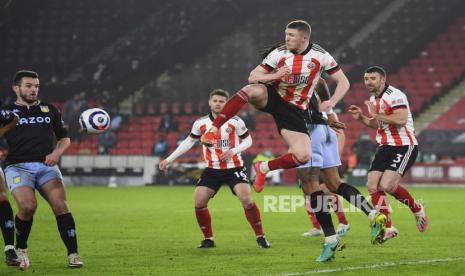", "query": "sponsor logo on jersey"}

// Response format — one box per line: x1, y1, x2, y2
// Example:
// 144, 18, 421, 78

18, 116, 52, 125
40, 106, 50, 113
217, 139, 231, 148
